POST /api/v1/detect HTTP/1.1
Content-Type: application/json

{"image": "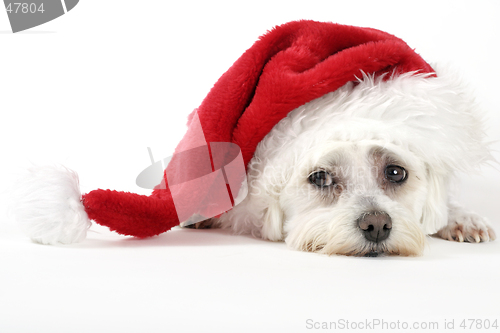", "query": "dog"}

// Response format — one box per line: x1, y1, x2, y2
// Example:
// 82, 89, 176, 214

187, 65, 496, 257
